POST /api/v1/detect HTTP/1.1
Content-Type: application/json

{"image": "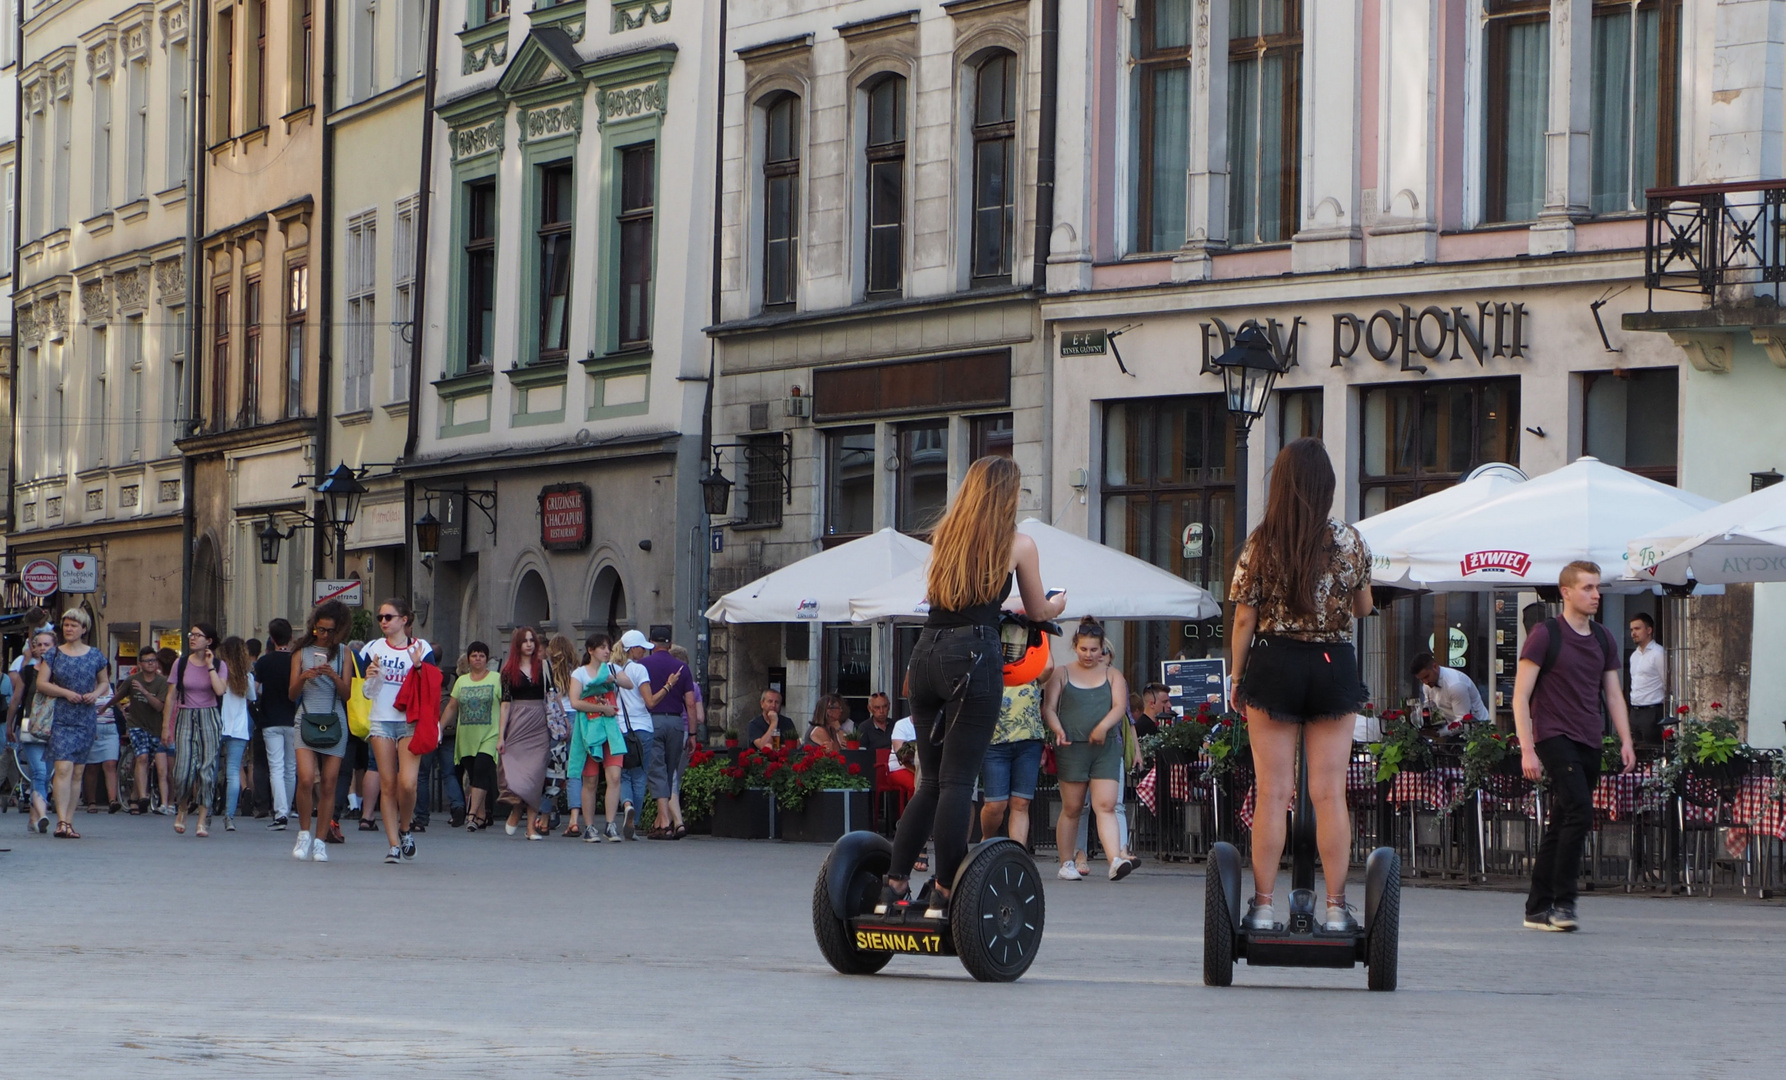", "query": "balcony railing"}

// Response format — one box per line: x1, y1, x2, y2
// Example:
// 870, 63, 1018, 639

1644, 179, 1786, 305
